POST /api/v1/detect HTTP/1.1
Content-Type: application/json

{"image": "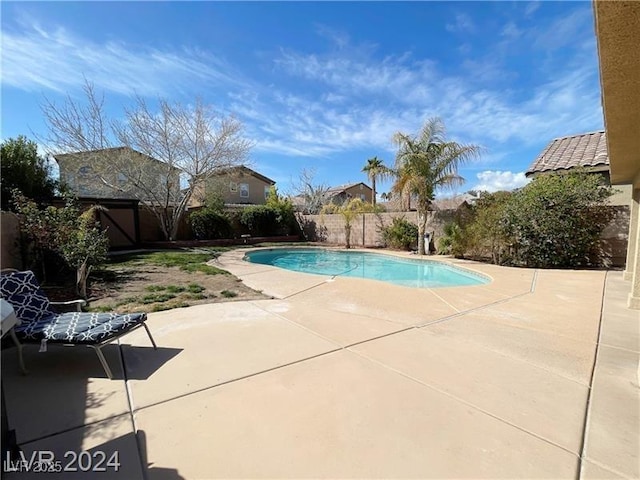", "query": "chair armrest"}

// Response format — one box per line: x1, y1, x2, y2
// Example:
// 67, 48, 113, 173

50, 299, 87, 312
